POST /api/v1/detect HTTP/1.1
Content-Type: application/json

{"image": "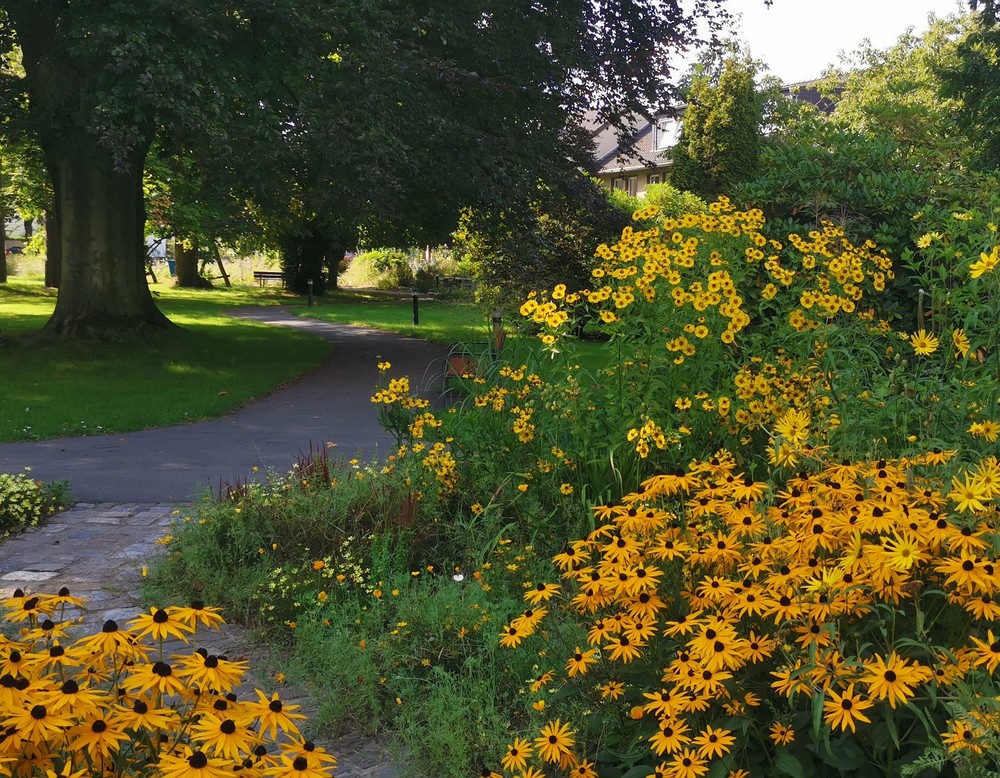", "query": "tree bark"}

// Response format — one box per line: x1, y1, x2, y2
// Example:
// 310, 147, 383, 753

14, 1, 171, 337
174, 238, 212, 289
0, 160, 7, 284
44, 207, 61, 288
41, 142, 172, 336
